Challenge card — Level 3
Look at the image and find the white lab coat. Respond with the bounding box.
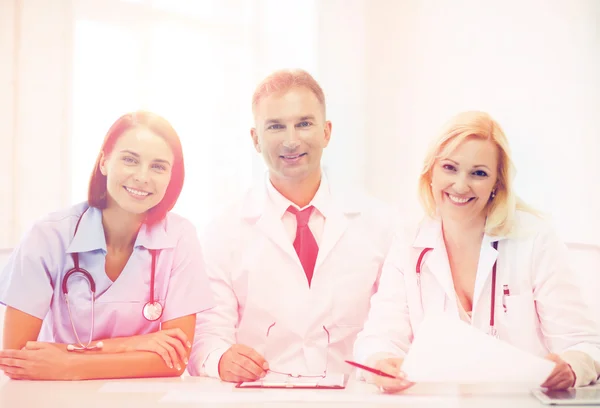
[354,211,600,386]
[189,177,398,378]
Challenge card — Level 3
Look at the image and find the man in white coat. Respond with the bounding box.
[188,69,399,382]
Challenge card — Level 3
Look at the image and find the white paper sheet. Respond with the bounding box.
[401,315,555,385]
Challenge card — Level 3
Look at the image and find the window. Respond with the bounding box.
[71,0,287,229]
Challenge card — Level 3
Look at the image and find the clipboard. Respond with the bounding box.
[235,374,346,389]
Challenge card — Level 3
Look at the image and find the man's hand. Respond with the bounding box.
[218,344,269,383]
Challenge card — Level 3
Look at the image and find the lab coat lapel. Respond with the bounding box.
[241,184,300,266]
[256,212,300,263]
[423,245,456,306]
[314,190,360,271]
[472,235,504,313]
[413,218,456,307]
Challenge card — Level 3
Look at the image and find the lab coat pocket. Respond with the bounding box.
[503,293,540,354]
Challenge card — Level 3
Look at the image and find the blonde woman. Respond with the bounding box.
[353,111,600,392]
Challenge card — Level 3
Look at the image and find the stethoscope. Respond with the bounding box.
[416,241,499,338]
[62,208,164,351]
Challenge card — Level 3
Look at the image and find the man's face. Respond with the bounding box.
[251,86,331,186]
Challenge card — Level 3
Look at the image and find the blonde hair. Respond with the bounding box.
[418,111,539,237]
[251,69,326,118]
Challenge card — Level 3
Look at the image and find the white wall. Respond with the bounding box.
[0,0,16,249]
[0,0,72,249]
[0,251,10,347]
[316,0,368,189]
[569,244,600,318]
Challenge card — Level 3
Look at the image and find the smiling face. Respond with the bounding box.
[99,126,174,216]
[250,86,331,187]
[430,137,499,224]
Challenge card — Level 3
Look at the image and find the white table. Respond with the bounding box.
[0,373,594,408]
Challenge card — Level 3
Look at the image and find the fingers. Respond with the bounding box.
[541,355,575,390]
[219,360,259,383]
[162,328,191,349]
[145,339,176,369]
[373,368,413,394]
[154,339,179,370]
[0,359,28,381]
[161,336,188,367]
[236,345,269,371]
[371,358,414,393]
[377,377,415,394]
[0,350,31,369]
[373,358,402,378]
[0,358,27,370]
[148,329,189,369]
[158,329,190,369]
[236,354,266,378]
[542,369,575,390]
[0,364,26,379]
[219,345,268,383]
[541,366,561,386]
[0,349,28,359]
[230,360,263,382]
[544,378,573,391]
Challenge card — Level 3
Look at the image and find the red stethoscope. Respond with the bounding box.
[62,208,163,351]
[416,241,500,338]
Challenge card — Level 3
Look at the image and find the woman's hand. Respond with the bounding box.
[372,357,414,393]
[116,328,191,370]
[0,342,73,380]
[541,353,576,390]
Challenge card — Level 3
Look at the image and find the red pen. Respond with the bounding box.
[344,360,399,379]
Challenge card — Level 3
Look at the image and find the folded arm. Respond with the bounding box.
[1,306,196,380]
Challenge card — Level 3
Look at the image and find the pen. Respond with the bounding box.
[502,284,510,313]
[344,360,398,379]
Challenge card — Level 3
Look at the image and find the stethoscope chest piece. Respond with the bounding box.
[143,301,163,321]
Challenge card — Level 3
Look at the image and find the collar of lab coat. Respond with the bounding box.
[66,205,176,254]
[265,171,333,220]
[412,216,509,249]
[241,170,363,221]
[411,216,509,313]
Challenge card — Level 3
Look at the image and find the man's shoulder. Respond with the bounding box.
[329,186,403,238]
[334,185,397,215]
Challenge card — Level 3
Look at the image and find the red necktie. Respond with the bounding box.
[287,205,319,286]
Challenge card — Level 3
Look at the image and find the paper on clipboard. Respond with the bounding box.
[236,373,346,389]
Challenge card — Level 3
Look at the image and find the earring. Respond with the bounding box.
[490,190,496,199]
